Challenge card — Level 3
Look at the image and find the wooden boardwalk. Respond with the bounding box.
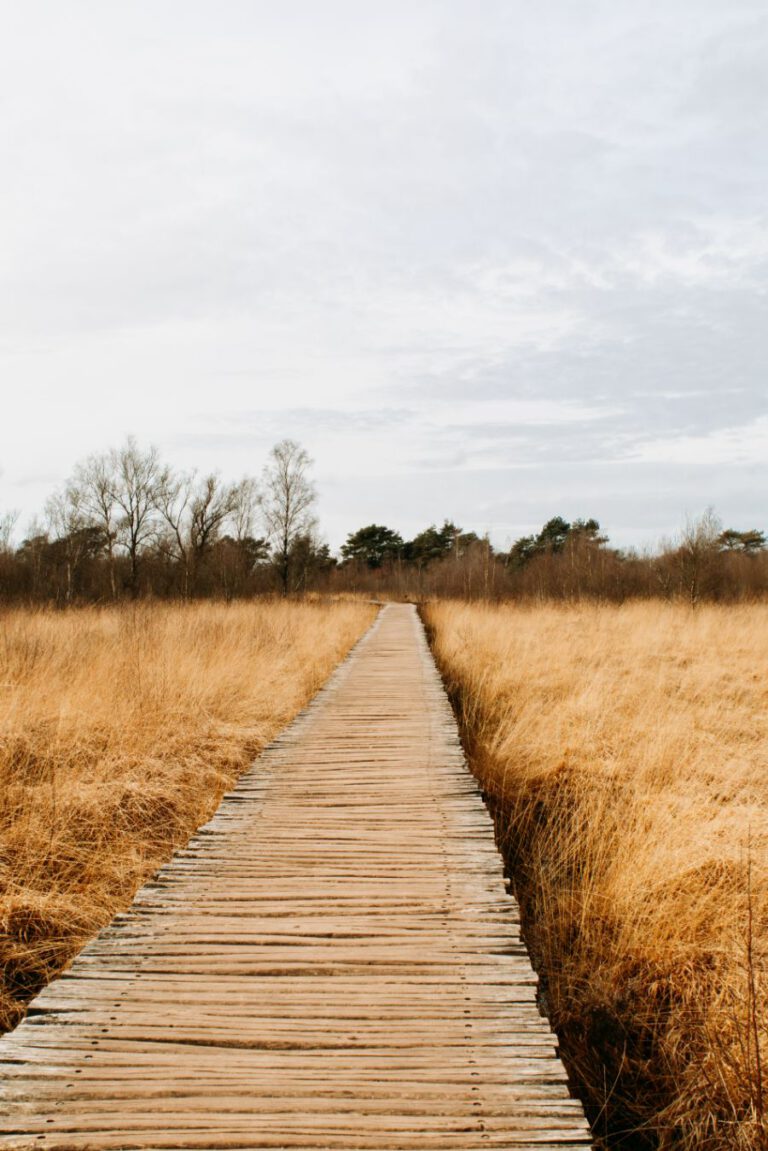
[0,604,590,1150]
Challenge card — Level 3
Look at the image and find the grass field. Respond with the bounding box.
[0,599,375,1033]
[424,600,768,1151]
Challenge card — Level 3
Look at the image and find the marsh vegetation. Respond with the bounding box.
[424,600,768,1149]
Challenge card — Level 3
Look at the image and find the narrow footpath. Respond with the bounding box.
[0,604,590,1150]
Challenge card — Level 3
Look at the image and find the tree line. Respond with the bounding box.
[0,438,766,604]
[0,438,323,603]
[335,510,768,603]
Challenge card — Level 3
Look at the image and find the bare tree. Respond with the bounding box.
[157,470,257,596]
[189,474,240,559]
[45,486,94,603]
[261,440,316,595]
[155,468,194,595]
[0,509,19,553]
[229,477,261,543]
[71,452,120,598]
[679,507,722,606]
[216,478,265,600]
[109,438,163,595]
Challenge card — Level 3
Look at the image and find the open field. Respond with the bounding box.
[423,601,768,1150]
[0,598,375,1033]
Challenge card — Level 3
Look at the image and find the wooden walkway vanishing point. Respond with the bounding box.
[0,604,591,1150]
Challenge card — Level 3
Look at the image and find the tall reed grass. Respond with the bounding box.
[0,599,375,1032]
[424,600,767,1150]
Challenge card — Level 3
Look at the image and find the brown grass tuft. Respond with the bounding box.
[0,599,375,1031]
[423,600,768,1150]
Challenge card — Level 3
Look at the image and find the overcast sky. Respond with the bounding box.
[1,0,766,551]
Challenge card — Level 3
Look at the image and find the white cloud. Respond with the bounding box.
[1,0,767,548]
[612,219,768,290]
[632,415,768,467]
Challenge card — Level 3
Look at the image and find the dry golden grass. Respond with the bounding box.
[0,598,375,1033]
[424,600,768,1151]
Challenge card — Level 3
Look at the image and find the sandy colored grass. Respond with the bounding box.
[0,598,375,1032]
[424,600,768,1151]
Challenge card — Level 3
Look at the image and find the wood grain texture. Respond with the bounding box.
[0,604,590,1150]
